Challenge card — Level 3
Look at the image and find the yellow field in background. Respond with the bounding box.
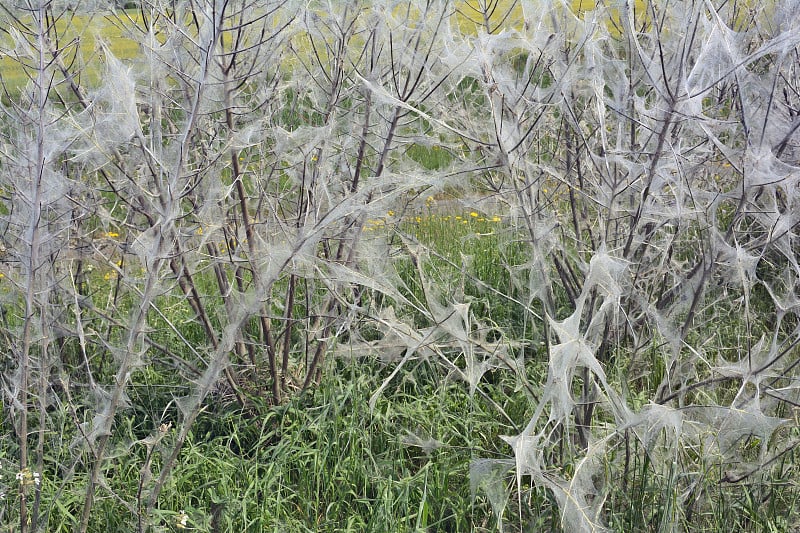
[0,1,766,93]
[0,12,139,91]
[452,0,652,35]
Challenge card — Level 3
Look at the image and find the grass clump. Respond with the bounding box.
[120,358,537,532]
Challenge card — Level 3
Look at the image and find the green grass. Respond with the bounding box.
[25,358,536,532]
[2,202,799,531]
[403,208,532,339]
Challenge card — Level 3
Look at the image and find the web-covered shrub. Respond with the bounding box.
[1,0,799,531]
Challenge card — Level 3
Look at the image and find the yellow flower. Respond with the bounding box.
[387,210,395,217]
[106,231,119,239]
[469,212,478,218]
[490,215,501,222]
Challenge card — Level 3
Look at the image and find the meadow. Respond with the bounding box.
[0,1,798,532]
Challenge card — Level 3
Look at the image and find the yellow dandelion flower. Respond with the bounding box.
[415,216,422,223]
[106,231,119,239]
[469,212,478,218]
[387,210,395,217]
[455,216,462,220]
[491,215,501,222]
[196,227,204,235]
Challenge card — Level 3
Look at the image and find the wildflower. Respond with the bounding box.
[415,216,422,224]
[16,468,39,487]
[196,226,204,235]
[0,273,4,279]
[469,212,478,218]
[176,510,189,529]
[490,215,501,222]
[107,231,119,239]
[387,210,395,217]
[425,195,435,206]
